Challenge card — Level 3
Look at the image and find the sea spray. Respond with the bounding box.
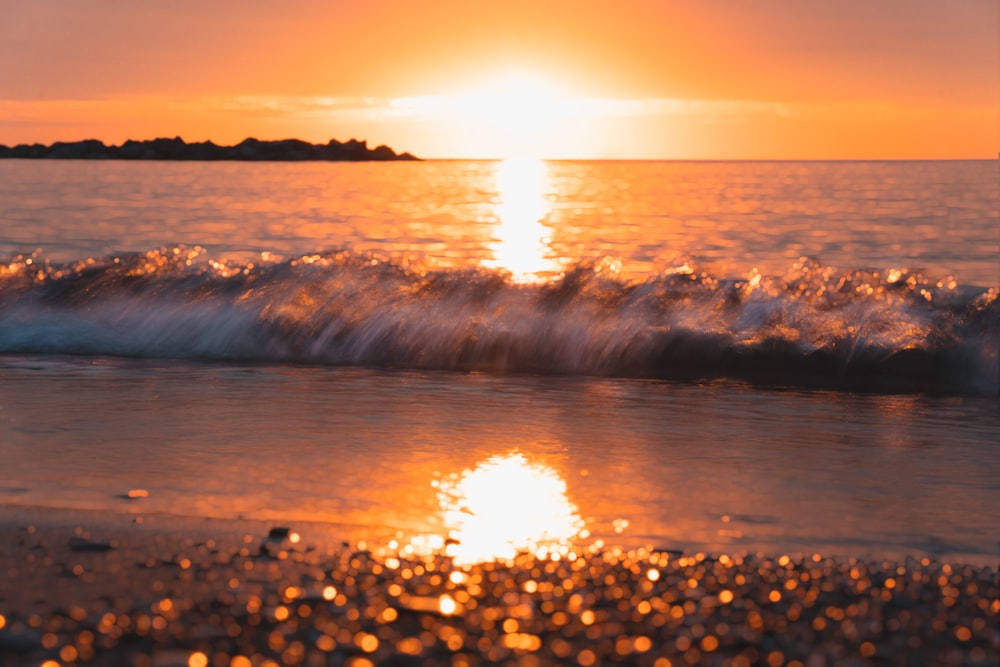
[1,247,996,394]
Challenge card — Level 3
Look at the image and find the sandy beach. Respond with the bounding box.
[0,507,995,667]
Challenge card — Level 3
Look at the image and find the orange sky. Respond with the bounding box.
[1,0,997,159]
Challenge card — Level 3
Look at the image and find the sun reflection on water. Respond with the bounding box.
[427,451,587,565]
[484,157,560,281]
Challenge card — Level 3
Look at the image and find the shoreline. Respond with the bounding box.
[3,502,997,570]
[1,506,996,666]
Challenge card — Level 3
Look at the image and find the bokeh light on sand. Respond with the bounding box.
[431,451,587,565]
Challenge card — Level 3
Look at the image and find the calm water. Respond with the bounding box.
[0,159,997,564]
[2,159,998,284]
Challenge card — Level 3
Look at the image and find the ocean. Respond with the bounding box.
[0,158,997,565]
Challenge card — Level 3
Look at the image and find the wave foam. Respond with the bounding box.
[1,247,996,394]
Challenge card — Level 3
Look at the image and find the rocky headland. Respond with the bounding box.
[0,137,418,161]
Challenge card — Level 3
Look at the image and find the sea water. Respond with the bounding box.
[0,159,997,564]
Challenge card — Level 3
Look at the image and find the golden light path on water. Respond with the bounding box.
[483,157,560,281]
[402,452,589,566]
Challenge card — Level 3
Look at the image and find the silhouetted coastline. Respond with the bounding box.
[0,137,419,161]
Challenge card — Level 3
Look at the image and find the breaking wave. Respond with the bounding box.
[1,247,997,394]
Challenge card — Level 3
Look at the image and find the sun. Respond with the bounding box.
[468,71,585,157]
[389,70,586,157]
[468,72,573,146]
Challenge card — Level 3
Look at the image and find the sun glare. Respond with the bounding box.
[431,452,586,566]
[389,71,587,158]
[483,157,559,281]
[470,72,573,146]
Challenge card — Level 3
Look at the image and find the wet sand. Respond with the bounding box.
[0,508,996,667]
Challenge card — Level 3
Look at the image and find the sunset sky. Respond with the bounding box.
[1,0,997,159]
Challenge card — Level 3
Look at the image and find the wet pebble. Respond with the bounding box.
[68,537,113,552]
[267,527,291,539]
[0,526,996,667]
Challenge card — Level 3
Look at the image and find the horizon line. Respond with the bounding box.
[0,137,995,163]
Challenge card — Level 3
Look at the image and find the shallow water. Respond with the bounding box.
[0,159,997,564]
[1,357,997,564]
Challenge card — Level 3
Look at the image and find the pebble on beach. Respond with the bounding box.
[0,524,996,667]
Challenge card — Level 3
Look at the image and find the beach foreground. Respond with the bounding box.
[0,510,995,667]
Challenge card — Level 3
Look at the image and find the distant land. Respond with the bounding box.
[0,137,419,161]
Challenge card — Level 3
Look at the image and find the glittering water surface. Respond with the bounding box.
[0,159,997,564]
[430,451,587,564]
[1,159,997,285]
